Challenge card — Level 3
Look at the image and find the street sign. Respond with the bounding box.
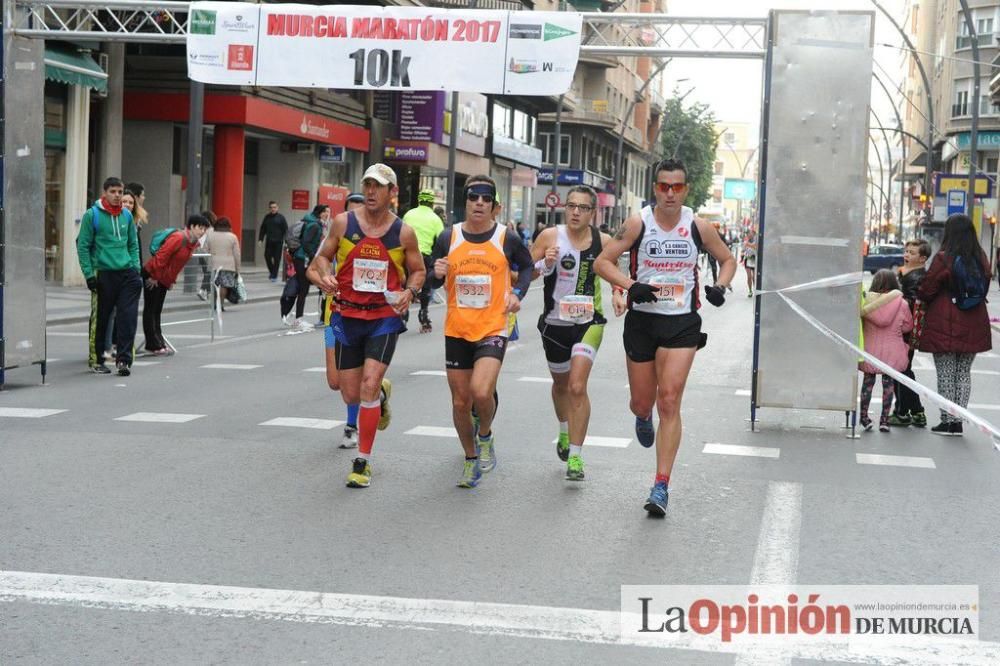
[545,192,560,209]
[723,178,756,201]
[947,189,966,216]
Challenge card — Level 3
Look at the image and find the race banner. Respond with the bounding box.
[186,2,582,95]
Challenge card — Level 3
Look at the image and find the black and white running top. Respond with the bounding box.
[629,205,702,315]
[541,224,607,327]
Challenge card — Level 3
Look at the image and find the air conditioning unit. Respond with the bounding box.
[296,143,315,155]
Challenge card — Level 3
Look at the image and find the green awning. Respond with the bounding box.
[44,47,107,93]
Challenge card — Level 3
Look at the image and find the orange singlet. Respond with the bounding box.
[444,223,511,341]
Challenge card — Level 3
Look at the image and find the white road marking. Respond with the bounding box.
[749,481,802,585]
[200,364,262,370]
[518,376,553,384]
[6,571,993,662]
[703,443,780,459]
[114,412,205,424]
[550,436,631,448]
[162,318,213,326]
[856,453,936,469]
[302,367,326,373]
[130,361,162,367]
[734,389,752,396]
[410,370,447,377]
[259,417,344,430]
[0,408,67,418]
[405,425,458,438]
[46,332,87,337]
[980,352,998,359]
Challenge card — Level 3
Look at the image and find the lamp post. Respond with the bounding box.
[613,57,671,226]
[872,72,909,237]
[958,0,980,216]
[870,1,935,214]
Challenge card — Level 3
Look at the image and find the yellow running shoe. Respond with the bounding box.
[346,457,371,488]
[378,378,392,430]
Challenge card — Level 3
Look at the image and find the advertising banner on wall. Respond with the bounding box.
[187,2,581,95]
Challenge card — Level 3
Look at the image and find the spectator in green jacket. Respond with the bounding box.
[76,176,142,376]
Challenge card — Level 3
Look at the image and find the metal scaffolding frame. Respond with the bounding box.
[12,2,769,60]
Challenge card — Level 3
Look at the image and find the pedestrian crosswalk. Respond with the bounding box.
[114,412,205,423]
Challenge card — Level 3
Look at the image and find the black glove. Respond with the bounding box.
[705,285,726,307]
[86,277,98,292]
[628,282,658,304]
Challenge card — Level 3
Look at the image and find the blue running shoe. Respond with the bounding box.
[478,433,497,473]
[644,482,668,516]
[457,459,482,488]
[635,415,655,448]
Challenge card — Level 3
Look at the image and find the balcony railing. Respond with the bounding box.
[539,98,619,128]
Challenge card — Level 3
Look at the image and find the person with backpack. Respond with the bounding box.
[280,204,327,329]
[76,176,142,376]
[140,215,211,355]
[917,213,993,436]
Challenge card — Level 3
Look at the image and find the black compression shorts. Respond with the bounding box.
[623,310,706,363]
[445,335,508,370]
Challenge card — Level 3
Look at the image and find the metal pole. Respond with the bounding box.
[870,1,935,214]
[548,94,562,228]
[958,0,979,217]
[185,80,203,220]
[868,135,886,243]
[871,73,909,238]
[871,109,895,237]
[615,58,670,226]
[446,91,459,224]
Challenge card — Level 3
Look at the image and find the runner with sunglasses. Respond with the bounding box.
[307,164,426,489]
[594,158,736,516]
[429,175,533,488]
[530,185,612,482]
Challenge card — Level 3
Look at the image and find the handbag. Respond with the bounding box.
[235,274,248,304]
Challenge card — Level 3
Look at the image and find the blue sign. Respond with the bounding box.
[319,145,345,163]
[954,131,1000,150]
[947,189,966,216]
[723,178,756,201]
[537,168,584,185]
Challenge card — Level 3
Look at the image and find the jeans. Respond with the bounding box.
[141,270,169,351]
[95,268,142,366]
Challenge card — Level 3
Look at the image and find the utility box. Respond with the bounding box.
[1,28,47,385]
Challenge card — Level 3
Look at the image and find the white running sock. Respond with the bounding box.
[559,421,569,436]
[569,444,582,457]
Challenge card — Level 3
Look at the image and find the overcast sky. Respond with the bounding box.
[662,0,907,142]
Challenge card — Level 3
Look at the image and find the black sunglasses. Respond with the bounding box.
[466,192,495,203]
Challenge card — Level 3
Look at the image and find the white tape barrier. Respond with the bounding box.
[755,271,864,295]
[770,290,1000,452]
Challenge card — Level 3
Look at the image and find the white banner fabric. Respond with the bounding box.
[186,2,582,95]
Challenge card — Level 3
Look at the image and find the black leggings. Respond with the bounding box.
[861,373,894,425]
[280,257,311,319]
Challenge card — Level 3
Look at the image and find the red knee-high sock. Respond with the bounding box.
[358,399,381,458]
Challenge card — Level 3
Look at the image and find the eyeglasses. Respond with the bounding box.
[466,192,495,203]
[565,203,594,212]
[655,182,688,194]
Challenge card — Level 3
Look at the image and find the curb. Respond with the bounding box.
[46,292,280,326]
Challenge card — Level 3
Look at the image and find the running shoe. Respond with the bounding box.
[295,319,315,331]
[378,378,392,430]
[282,313,295,327]
[478,433,497,473]
[91,364,111,375]
[951,422,964,436]
[457,459,482,488]
[556,432,570,461]
[635,415,655,448]
[116,361,131,377]
[339,424,358,449]
[859,417,873,432]
[930,422,955,436]
[566,455,585,481]
[644,482,669,516]
[346,458,371,488]
[910,411,927,428]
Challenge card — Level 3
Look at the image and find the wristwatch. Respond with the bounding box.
[408,286,420,299]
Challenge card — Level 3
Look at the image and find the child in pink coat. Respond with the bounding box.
[860,269,914,432]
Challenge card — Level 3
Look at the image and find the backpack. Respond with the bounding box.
[149,227,179,257]
[951,254,988,310]
[285,219,307,251]
[89,204,133,232]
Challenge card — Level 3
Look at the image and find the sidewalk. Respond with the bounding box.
[46,267,289,325]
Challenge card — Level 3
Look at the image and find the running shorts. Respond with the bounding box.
[445,335,508,370]
[537,319,604,373]
[330,313,404,370]
[623,310,706,363]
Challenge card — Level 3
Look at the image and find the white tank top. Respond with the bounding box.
[630,205,699,316]
[542,225,605,326]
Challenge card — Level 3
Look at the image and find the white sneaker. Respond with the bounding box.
[282,313,295,327]
[339,425,359,449]
[295,319,314,330]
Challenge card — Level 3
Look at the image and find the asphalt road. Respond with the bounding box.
[2,274,999,664]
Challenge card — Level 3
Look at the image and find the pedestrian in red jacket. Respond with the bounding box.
[141,215,211,355]
[917,213,992,436]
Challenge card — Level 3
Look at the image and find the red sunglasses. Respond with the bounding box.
[655,182,688,194]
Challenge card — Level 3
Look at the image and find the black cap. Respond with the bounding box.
[346,192,364,203]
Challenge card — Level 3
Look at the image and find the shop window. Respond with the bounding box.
[714,160,724,175]
[540,133,570,166]
[493,103,512,138]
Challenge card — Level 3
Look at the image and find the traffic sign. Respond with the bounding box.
[947,189,966,216]
[545,192,561,209]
